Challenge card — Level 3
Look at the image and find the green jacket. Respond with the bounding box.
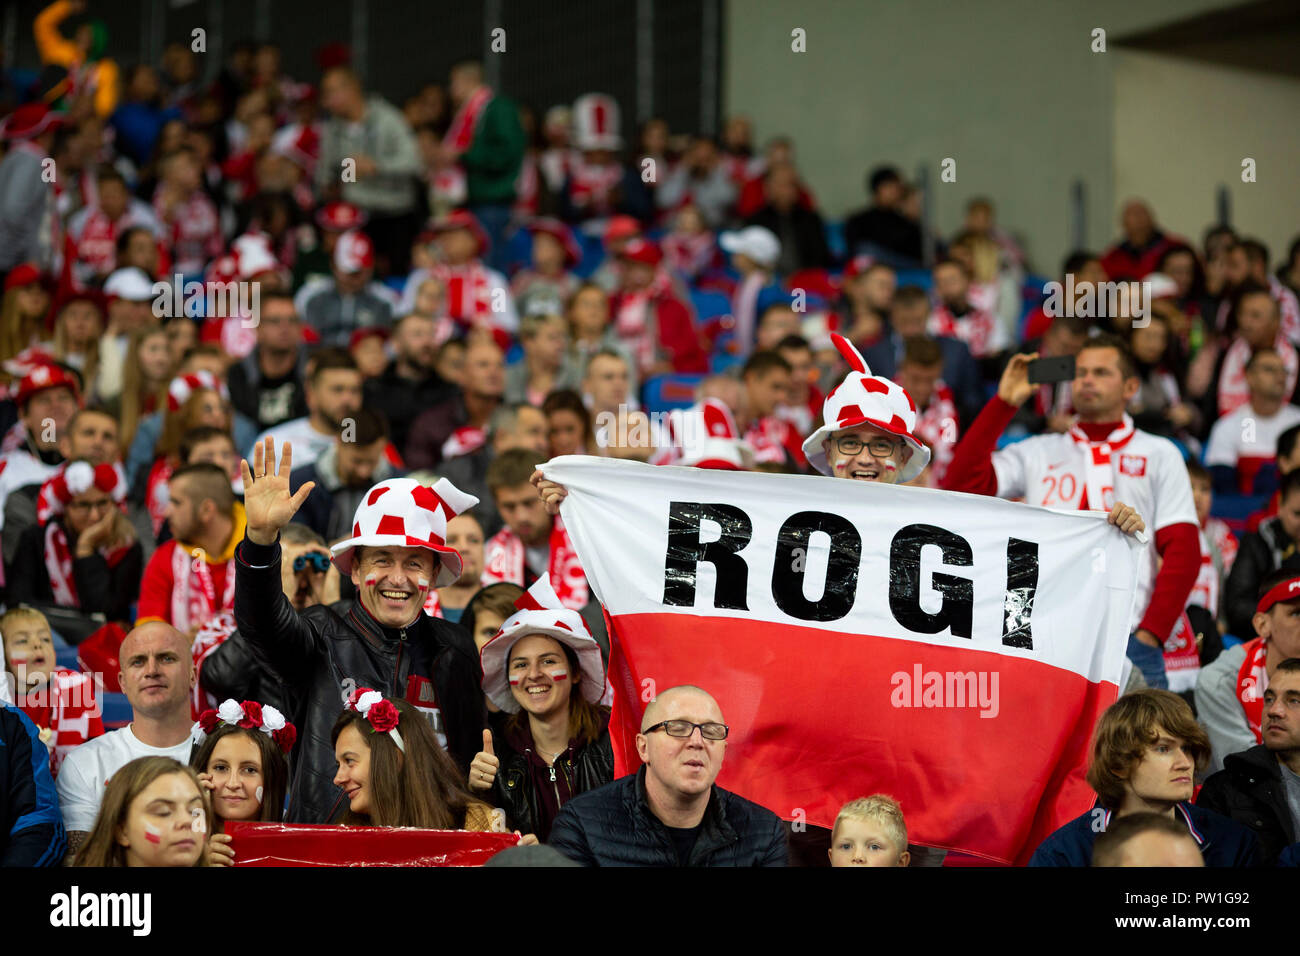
[460,94,526,205]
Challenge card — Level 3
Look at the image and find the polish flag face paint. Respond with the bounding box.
[546,669,569,682]
[416,577,430,593]
[143,822,163,845]
[364,576,378,588]
[883,458,897,473]
[508,675,521,686]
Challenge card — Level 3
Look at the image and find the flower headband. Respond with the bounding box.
[346,687,405,753]
[191,699,297,754]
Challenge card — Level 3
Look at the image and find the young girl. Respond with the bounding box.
[49,293,104,389]
[0,265,52,367]
[332,691,497,830]
[542,389,595,457]
[75,757,211,867]
[470,574,613,841]
[190,698,296,867]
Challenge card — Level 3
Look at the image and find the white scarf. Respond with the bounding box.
[1067,415,1137,513]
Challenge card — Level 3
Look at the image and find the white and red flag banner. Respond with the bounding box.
[540,456,1141,864]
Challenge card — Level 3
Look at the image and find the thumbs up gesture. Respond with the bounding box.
[468,728,499,792]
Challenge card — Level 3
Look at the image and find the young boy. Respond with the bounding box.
[1186,460,1238,625]
[1,607,103,777]
[828,795,911,867]
[1028,689,1257,866]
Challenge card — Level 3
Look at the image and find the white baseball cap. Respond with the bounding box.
[720,226,780,269]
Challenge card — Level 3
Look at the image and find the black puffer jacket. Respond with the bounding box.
[548,765,788,867]
[1197,744,1299,866]
[234,535,486,823]
[493,724,614,841]
[1224,516,1300,639]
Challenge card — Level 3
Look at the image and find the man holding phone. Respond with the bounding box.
[943,333,1201,688]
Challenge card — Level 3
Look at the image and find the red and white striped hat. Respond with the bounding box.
[330,476,479,586]
[168,370,228,413]
[801,333,929,481]
[478,574,605,714]
[41,461,126,519]
[652,398,749,471]
[572,93,622,151]
[333,229,375,274]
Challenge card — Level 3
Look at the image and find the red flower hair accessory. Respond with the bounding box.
[346,687,406,752]
[191,699,296,754]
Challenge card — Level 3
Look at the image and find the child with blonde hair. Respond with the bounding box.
[829,794,911,867]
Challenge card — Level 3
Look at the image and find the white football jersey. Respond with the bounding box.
[992,426,1198,632]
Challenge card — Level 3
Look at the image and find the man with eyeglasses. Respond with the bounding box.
[548,685,788,866]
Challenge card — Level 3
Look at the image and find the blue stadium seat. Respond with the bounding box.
[574,233,606,278]
[689,290,732,321]
[504,226,534,273]
[894,268,932,291]
[101,692,132,730]
[825,220,846,262]
[642,374,704,415]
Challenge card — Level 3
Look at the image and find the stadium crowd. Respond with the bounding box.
[2,1,1300,868]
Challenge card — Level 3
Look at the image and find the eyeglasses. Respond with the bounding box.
[67,499,113,514]
[834,436,901,459]
[642,720,729,741]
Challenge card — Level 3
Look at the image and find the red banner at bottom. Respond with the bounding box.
[226,822,519,866]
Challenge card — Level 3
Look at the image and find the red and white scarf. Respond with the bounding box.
[1067,415,1137,513]
[566,156,624,216]
[614,271,675,376]
[444,86,494,153]
[1161,610,1201,693]
[190,609,238,716]
[43,521,130,609]
[170,543,238,634]
[913,383,960,487]
[483,517,588,610]
[663,232,718,280]
[928,303,999,358]
[1236,636,1268,744]
[1218,334,1298,416]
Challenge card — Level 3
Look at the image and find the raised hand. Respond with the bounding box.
[997,352,1040,408]
[468,728,499,792]
[530,469,568,516]
[240,438,316,546]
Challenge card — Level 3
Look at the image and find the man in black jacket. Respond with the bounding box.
[1223,470,1300,640]
[234,438,486,823]
[548,685,787,866]
[225,292,309,431]
[363,313,455,453]
[1197,659,1300,865]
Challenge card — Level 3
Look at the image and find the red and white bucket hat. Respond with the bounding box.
[479,574,606,714]
[652,398,750,471]
[330,477,479,586]
[802,333,930,481]
[428,210,490,257]
[572,93,622,151]
[334,229,375,274]
[167,370,228,413]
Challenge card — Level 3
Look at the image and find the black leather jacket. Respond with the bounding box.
[548,765,788,866]
[1197,744,1299,866]
[492,724,615,840]
[233,535,486,823]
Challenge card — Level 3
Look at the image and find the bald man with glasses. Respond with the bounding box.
[548,685,787,866]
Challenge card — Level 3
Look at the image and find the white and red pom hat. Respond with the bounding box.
[572,93,622,151]
[802,333,930,482]
[330,477,479,586]
[652,398,750,471]
[42,461,126,518]
[168,370,228,413]
[333,229,375,274]
[479,574,606,714]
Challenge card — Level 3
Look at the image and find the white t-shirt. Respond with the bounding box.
[1204,402,1300,472]
[249,416,334,471]
[56,725,193,833]
[992,425,1198,633]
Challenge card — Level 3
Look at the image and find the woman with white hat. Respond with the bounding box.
[468,573,612,840]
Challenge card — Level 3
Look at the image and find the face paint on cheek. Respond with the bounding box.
[883,458,897,473]
[255,785,264,805]
[508,676,521,686]
[546,669,569,682]
[416,576,430,593]
[144,822,162,845]
[364,576,378,588]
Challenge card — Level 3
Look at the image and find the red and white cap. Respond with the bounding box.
[167,370,228,413]
[1256,576,1300,615]
[526,217,582,267]
[0,103,64,141]
[604,215,641,246]
[653,399,749,471]
[15,363,81,408]
[620,238,662,267]
[41,461,126,519]
[572,93,622,151]
[232,232,280,279]
[333,229,375,274]
[479,574,606,714]
[330,476,479,586]
[801,333,930,481]
[315,201,368,232]
[428,210,490,256]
